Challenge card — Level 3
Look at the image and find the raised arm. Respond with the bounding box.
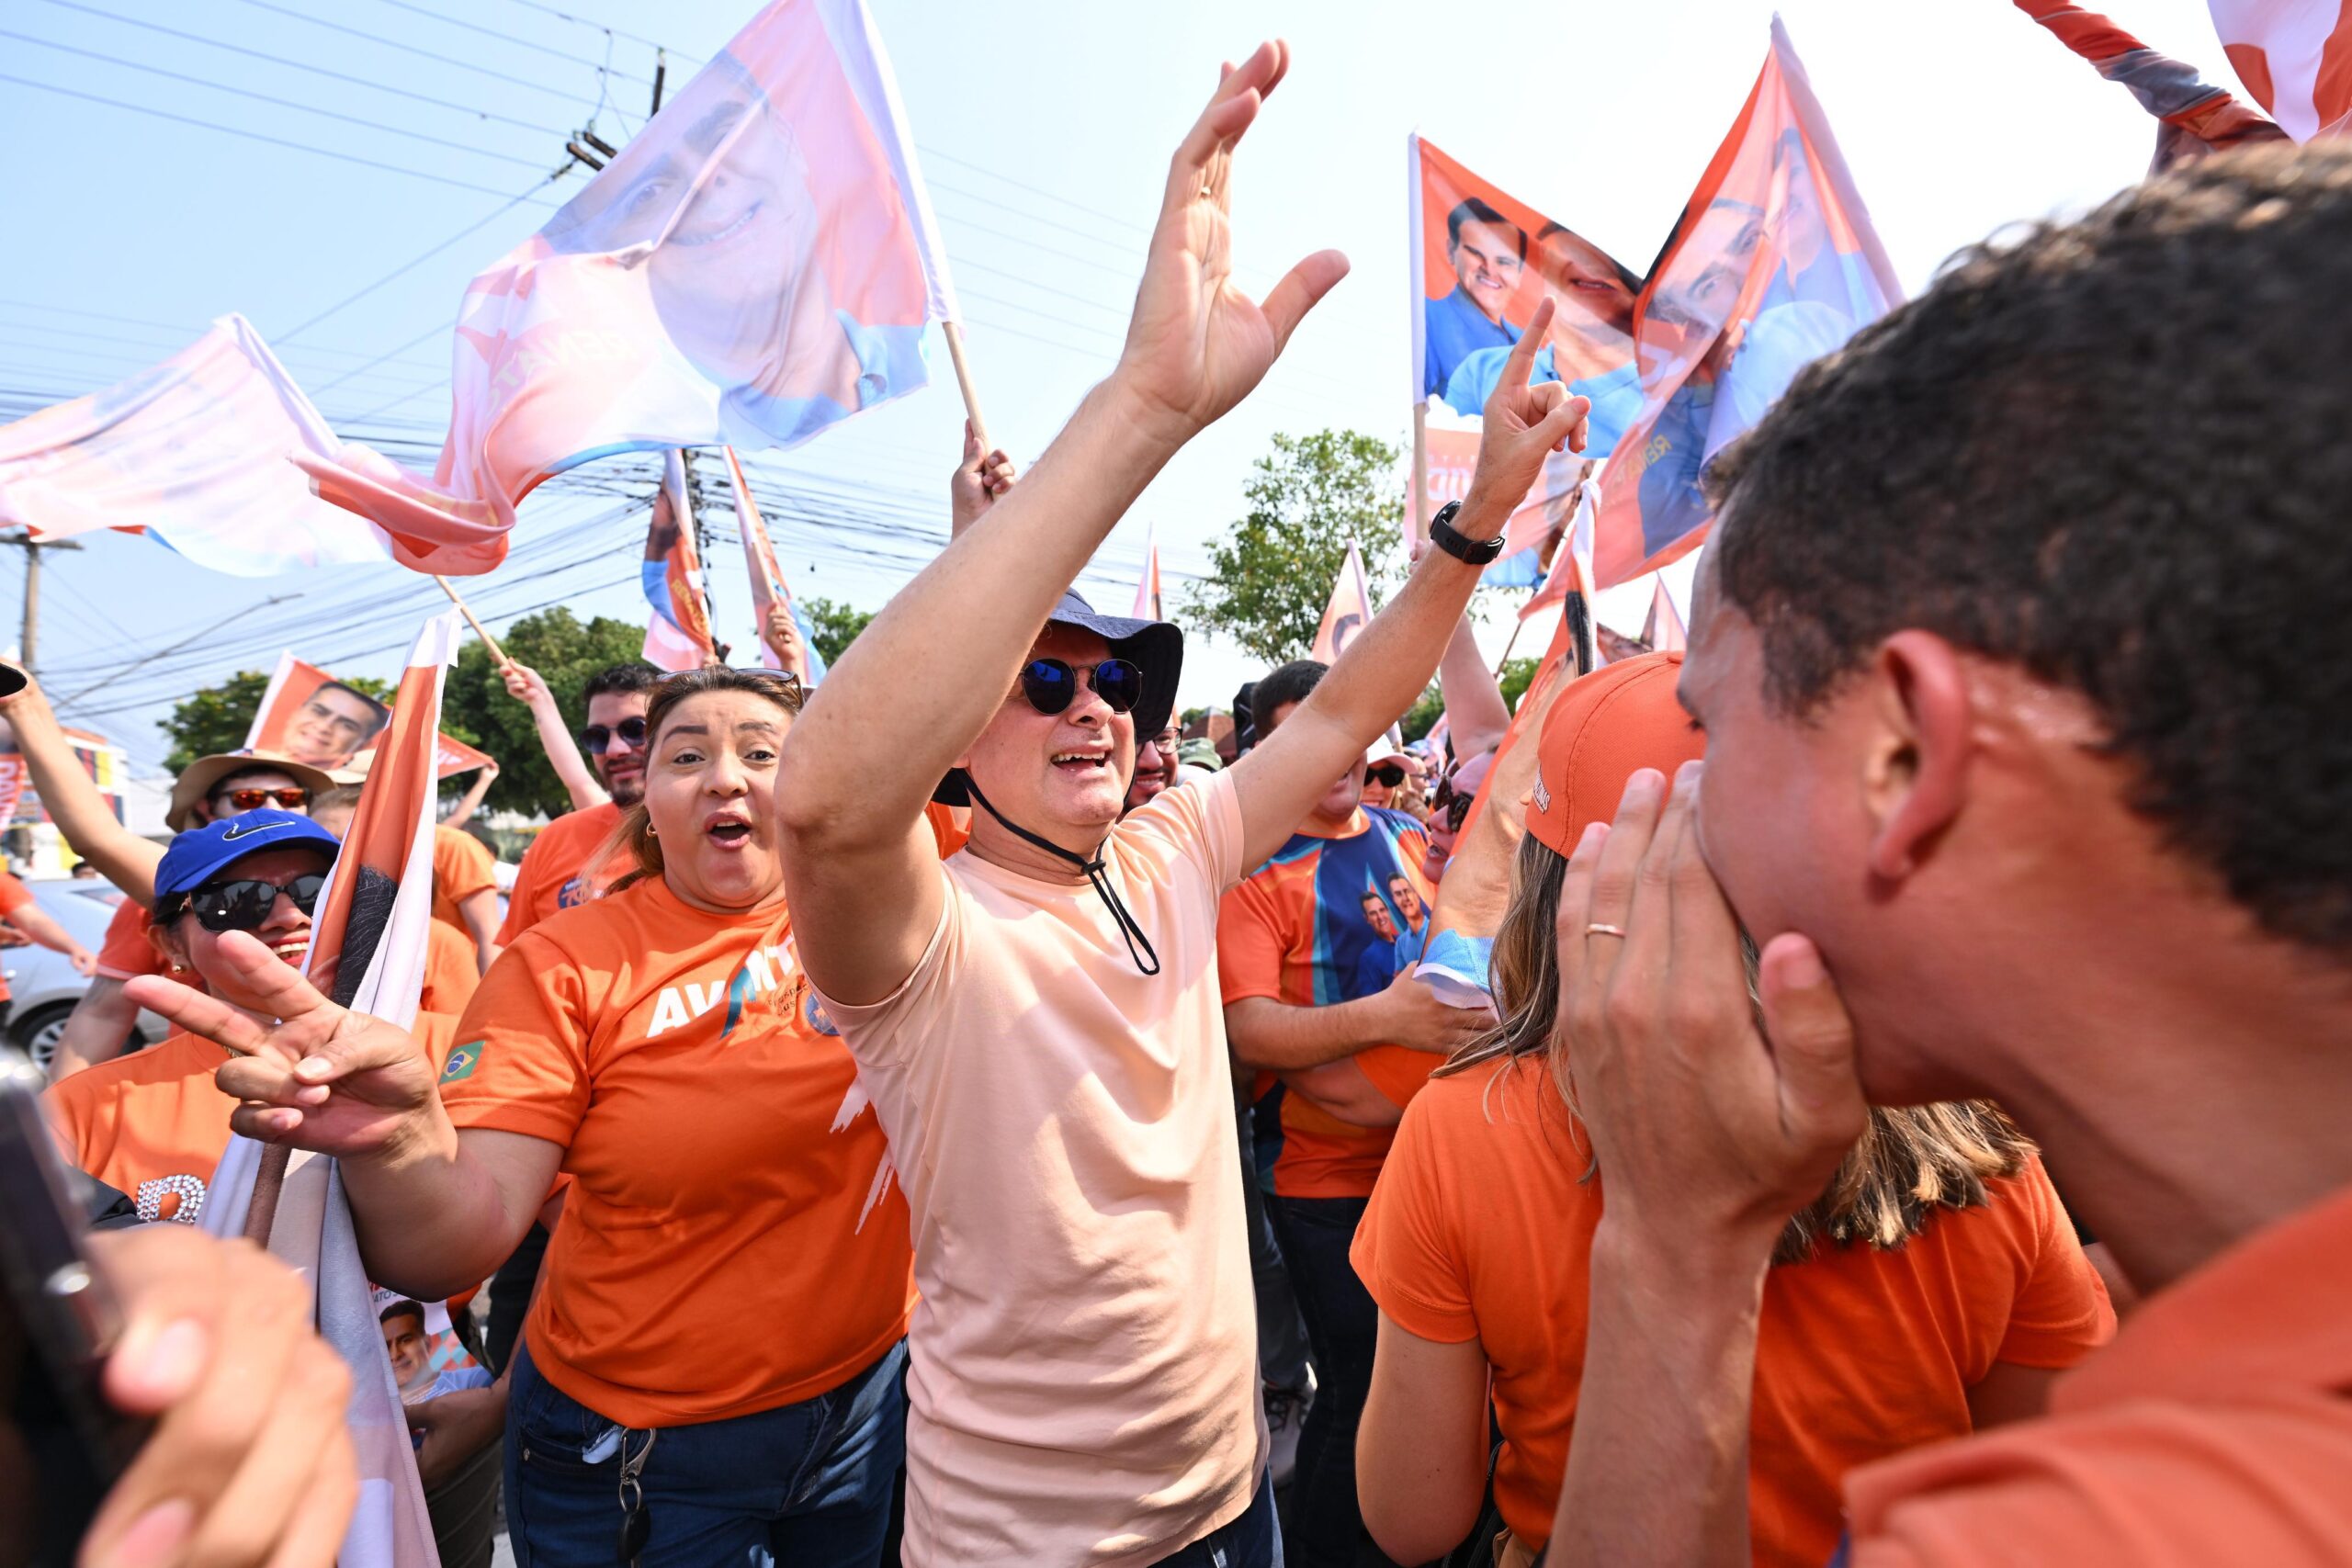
[780,40,1348,1007]
[1434,613,1512,761]
[123,938,560,1301]
[3,898,95,975]
[499,660,608,813]
[1235,299,1588,870]
[0,676,164,903]
[441,759,498,832]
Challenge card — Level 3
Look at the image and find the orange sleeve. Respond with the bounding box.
[94,899,163,982]
[419,921,482,1020]
[493,831,551,946]
[437,933,596,1147]
[433,827,499,906]
[1216,874,1292,1007]
[40,1072,109,1175]
[1349,1093,1478,1343]
[1990,1160,2117,1369]
[924,801,971,859]
[0,873,31,918]
[1355,1044,1440,1111]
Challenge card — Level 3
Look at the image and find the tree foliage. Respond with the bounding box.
[440,608,650,820]
[799,596,875,668]
[1181,430,1406,666]
[163,670,393,774]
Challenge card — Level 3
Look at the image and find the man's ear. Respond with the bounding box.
[1862,630,1973,883]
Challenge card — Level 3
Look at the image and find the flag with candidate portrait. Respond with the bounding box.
[1589,19,1900,589]
[642,451,718,672]
[726,445,825,682]
[1311,542,1375,664]
[2018,0,2288,168]
[296,0,957,574]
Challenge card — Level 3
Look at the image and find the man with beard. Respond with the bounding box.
[495,661,658,944]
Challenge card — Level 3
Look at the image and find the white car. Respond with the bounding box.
[3,878,169,1071]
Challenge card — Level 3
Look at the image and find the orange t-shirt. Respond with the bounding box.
[420,918,481,1018]
[441,875,914,1429]
[44,1017,458,1224]
[94,897,167,984]
[430,825,499,936]
[1844,1181,2352,1567]
[0,872,33,1003]
[493,802,626,945]
[1218,806,1440,1198]
[1353,1057,2116,1566]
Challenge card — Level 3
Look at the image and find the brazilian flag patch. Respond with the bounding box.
[441,1042,486,1083]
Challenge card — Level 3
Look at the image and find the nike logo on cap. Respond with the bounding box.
[220,819,290,841]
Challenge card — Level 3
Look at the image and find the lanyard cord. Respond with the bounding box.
[959,773,1161,976]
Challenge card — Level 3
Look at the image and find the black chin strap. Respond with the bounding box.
[960,773,1160,976]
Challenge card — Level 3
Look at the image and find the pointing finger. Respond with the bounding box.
[1497,298,1557,397]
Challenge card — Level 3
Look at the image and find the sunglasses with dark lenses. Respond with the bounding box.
[217,787,310,812]
[1020,658,1144,717]
[1367,764,1407,788]
[174,874,329,934]
[1431,773,1476,833]
[580,716,649,755]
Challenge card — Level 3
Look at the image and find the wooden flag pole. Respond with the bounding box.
[1491,613,1526,679]
[435,575,509,668]
[942,321,992,456]
[1410,401,1430,544]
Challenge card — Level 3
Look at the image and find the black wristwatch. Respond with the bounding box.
[1428,500,1506,567]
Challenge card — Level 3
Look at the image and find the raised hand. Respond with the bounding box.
[123,931,443,1163]
[499,659,550,708]
[1555,761,1867,1255]
[949,420,1017,536]
[1113,40,1351,446]
[1467,297,1591,517]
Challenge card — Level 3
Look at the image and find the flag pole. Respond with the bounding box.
[434,576,509,668]
[1410,400,1430,544]
[942,321,992,455]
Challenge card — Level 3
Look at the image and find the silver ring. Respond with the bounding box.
[1585,923,1628,939]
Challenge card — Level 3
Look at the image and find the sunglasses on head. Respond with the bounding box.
[1367,764,1406,788]
[215,786,309,812]
[1019,658,1144,717]
[581,716,648,755]
[164,874,328,934]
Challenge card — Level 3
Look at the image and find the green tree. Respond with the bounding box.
[1182,430,1405,665]
[163,670,394,774]
[441,608,650,819]
[799,596,875,668]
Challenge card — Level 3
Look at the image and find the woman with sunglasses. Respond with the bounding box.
[136,667,933,1568]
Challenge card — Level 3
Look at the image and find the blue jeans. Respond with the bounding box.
[504,1337,908,1568]
[1151,1473,1283,1568]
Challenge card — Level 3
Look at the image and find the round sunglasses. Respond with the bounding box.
[162,874,328,934]
[580,716,648,755]
[1020,658,1143,717]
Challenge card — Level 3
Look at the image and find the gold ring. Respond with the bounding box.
[1585,923,1628,939]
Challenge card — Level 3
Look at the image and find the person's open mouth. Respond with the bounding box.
[1051,747,1112,776]
[705,808,756,852]
[269,938,311,966]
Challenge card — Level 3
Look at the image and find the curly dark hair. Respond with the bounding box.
[1708,142,2352,951]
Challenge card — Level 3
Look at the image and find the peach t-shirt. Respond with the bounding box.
[1845,1181,2352,1566]
[1354,1056,2115,1566]
[818,769,1264,1567]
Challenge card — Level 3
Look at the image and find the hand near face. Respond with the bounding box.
[1554,762,1867,1258]
[1111,41,1350,447]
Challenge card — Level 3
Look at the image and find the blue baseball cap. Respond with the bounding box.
[154,809,342,900]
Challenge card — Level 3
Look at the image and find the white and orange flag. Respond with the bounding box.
[1643,577,1688,653]
[204,612,460,1568]
[726,446,825,683]
[642,451,719,672]
[2211,0,2352,140]
[1311,541,1375,664]
[1133,525,1165,621]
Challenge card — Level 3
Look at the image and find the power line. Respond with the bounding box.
[216,0,624,107]
[357,0,654,84]
[0,74,568,201]
[493,0,700,65]
[31,0,571,140]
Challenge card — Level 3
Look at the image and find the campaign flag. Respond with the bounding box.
[1589,20,1900,589]
[2019,0,2289,168]
[726,446,825,682]
[0,315,395,576]
[1643,578,1688,653]
[1520,478,1600,624]
[642,452,719,672]
[202,612,461,1568]
[299,0,958,574]
[247,650,488,779]
[1453,607,1577,850]
[1133,525,1165,621]
[1311,542,1376,664]
[2210,0,2352,141]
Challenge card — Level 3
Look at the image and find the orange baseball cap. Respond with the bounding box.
[1524,651,1703,857]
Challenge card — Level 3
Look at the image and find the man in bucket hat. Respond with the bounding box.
[777,43,1589,1566]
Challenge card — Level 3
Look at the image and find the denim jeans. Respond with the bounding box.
[504,1337,908,1568]
[1271,1195,1402,1568]
[1150,1473,1283,1568]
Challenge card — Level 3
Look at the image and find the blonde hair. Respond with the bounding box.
[1443,832,2034,1265]
[602,666,806,890]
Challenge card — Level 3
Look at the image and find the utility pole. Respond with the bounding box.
[0,532,83,672]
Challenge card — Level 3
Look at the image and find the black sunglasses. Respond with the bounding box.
[1020,658,1143,717]
[1367,764,1406,788]
[1430,771,1476,833]
[164,874,329,934]
[581,716,648,755]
